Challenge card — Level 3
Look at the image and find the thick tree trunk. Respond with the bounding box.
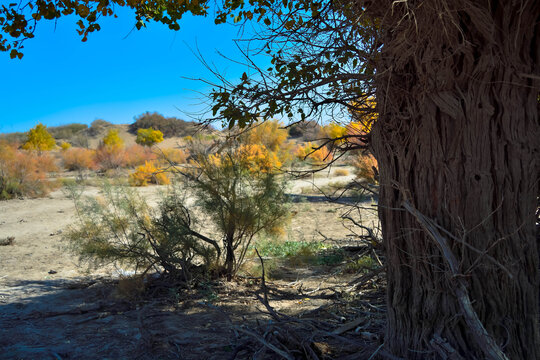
[369,1,540,358]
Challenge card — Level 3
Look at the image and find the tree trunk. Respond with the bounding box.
[369,1,540,358]
[225,233,235,281]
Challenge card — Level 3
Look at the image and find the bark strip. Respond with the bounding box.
[403,201,509,360]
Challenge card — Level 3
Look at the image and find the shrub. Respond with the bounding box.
[102,129,124,148]
[239,120,294,165]
[287,121,321,141]
[22,123,56,152]
[158,148,188,166]
[62,147,96,171]
[0,142,57,199]
[66,145,289,284]
[129,161,170,186]
[351,153,378,184]
[320,122,347,144]
[87,119,112,136]
[95,129,126,170]
[240,120,288,152]
[295,142,333,165]
[130,112,197,137]
[136,127,164,147]
[124,144,157,168]
[65,184,218,284]
[95,146,126,170]
[60,141,72,151]
[48,123,88,140]
[190,147,289,280]
[234,144,282,173]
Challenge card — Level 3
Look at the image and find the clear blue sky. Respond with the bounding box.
[0,8,259,133]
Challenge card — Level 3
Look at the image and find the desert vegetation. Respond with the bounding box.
[1,1,539,359]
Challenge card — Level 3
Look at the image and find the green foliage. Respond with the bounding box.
[0,131,27,144]
[254,239,343,266]
[87,119,112,136]
[22,123,56,151]
[287,121,322,141]
[131,112,197,138]
[189,148,290,280]
[65,184,218,284]
[48,123,88,140]
[135,127,164,147]
[343,255,378,274]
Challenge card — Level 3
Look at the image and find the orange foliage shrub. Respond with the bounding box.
[0,142,57,199]
[351,153,378,184]
[62,148,97,171]
[95,145,127,170]
[124,144,157,168]
[295,142,333,165]
[129,161,170,186]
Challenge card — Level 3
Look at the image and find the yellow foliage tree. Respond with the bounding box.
[129,161,170,186]
[295,142,333,165]
[241,120,288,151]
[22,123,56,152]
[320,122,347,144]
[206,144,281,175]
[102,129,124,148]
[135,127,164,147]
[348,97,377,135]
[240,120,292,165]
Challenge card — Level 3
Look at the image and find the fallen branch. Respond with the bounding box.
[234,326,295,360]
[403,201,509,360]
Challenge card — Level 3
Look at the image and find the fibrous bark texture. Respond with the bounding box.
[368,1,540,358]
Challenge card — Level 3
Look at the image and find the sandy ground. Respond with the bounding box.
[0,173,379,359]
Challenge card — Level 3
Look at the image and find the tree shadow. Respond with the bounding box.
[0,272,366,360]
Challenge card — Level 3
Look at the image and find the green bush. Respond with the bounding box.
[48,123,88,140]
[130,112,197,138]
[65,184,218,284]
[65,145,290,283]
[189,147,290,280]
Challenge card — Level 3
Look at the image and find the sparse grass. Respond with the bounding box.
[251,238,345,269]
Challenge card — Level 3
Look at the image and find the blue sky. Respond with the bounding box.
[0,8,259,133]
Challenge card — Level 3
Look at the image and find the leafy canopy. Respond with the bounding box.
[102,128,124,148]
[2,1,377,149]
[22,123,56,151]
[136,127,164,147]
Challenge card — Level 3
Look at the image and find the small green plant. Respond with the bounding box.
[343,255,378,274]
[253,239,343,266]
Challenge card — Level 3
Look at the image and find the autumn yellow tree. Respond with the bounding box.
[22,123,56,152]
[95,129,126,169]
[135,127,164,147]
